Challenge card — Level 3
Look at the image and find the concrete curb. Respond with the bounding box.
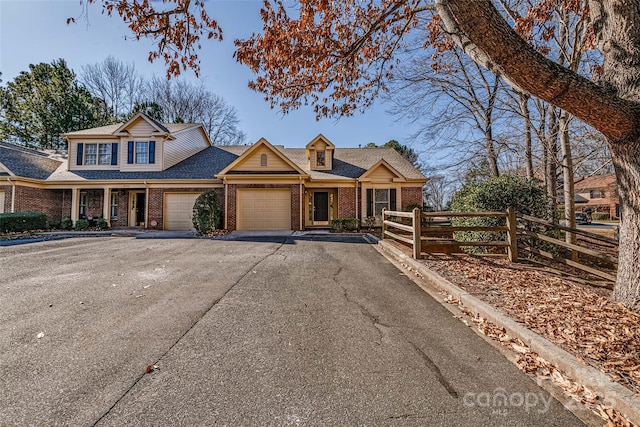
[376,239,640,425]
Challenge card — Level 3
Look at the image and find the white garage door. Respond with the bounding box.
[164,193,200,230]
[237,189,291,230]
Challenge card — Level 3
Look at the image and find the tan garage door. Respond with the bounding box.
[164,193,200,230]
[237,189,291,230]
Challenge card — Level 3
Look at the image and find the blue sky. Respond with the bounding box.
[0,0,421,149]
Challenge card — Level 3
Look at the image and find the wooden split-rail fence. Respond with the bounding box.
[381,208,618,284]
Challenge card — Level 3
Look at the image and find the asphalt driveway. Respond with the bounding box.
[0,236,583,426]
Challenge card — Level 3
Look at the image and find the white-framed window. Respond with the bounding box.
[79,192,87,216]
[110,192,118,219]
[366,188,397,217]
[374,189,389,215]
[136,142,149,164]
[83,143,113,165]
[98,143,112,165]
[85,144,97,165]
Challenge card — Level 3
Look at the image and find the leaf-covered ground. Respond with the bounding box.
[387,241,639,425]
[419,254,640,393]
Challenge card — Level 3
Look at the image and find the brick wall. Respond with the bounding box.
[11,186,67,222]
[337,187,357,218]
[227,184,301,231]
[401,186,423,210]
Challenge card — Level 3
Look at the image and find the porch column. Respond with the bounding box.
[103,187,111,227]
[71,188,79,223]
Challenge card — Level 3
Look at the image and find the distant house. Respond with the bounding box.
[574,174,619,220]
[0,113,427,231]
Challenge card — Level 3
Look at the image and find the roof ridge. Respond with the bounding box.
[0,141,50,157]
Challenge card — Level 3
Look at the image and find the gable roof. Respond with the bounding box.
[62,113,200,138]
[574,174,617,190]
[359,159,407,181]
[217,138,308,176]
[0,141,63,180]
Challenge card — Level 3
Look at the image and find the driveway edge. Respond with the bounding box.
[375,239,640,425]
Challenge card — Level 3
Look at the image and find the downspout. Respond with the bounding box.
[8,177,16,213]
[144,180,149,229]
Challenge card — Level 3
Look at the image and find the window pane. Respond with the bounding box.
[316,151,325,166]
[375,202,387,216]
[136,142,149,164]
[98,144,111,165]
[375,189,388,202]
[85,144,97,165]
[110,192,118,218]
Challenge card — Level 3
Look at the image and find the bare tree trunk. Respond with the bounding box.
[518,92,534,178]
[546,107,559,219]
[559,110,577,254]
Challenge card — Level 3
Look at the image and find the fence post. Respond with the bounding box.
[506,207,518,262]
[381,208,386,240]
[413,207,421,259]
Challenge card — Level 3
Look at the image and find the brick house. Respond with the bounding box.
[0,113,427,231]
[574,174,620,220]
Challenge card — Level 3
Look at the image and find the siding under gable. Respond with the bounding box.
[126,116,161,136]
[232,146,296,172]
[164,126,209,169]
[367,164,397,182]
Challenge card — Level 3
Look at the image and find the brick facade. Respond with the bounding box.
[401,186,423,210]
[3,185,68,222]
[337,187,357,218]
[226,183,302,231]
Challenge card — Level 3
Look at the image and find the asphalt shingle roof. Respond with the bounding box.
[0,142,63,180]
[5,140,425,183]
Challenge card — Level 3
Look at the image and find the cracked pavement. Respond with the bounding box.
[0,235,583,426]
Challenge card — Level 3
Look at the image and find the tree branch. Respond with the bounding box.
[435,0,640,141]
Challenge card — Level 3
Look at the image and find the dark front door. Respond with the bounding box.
[313,192,329,222]
[136,193,146,225]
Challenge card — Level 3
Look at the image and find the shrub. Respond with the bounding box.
[61,217,73,230]
[192,190,222,234]
[95,217,109,230]
[449,175,554,253]
[591,212,610,221]
[331,218,359,232]
[47,220,61,230]
[0,212,47,233]
[75,219,89,231]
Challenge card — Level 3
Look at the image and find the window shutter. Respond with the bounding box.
[149,141,156,164]
[390,188,397,211]
[366,188,373,217]
[76,143,84,166]
[127,141,134,164]
[111,143,118,165]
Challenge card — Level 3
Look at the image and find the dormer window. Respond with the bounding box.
[316,150,326,167]
[76,142,118,166]
[261,154,267,167]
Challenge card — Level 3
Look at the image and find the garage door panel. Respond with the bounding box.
[237,189,291,230]
[165,193,200,230]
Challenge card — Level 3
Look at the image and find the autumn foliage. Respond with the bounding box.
[70,0,223,78]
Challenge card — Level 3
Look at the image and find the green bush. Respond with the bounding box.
[47,220,61,230]
[449,175,554,253]
[95,217,109,230]
[61,217,73,230]
[0,212,47,233]
[331,218,360,232]
[75,219,89,230]
[591,212,610,221]
[192,190,222,234]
